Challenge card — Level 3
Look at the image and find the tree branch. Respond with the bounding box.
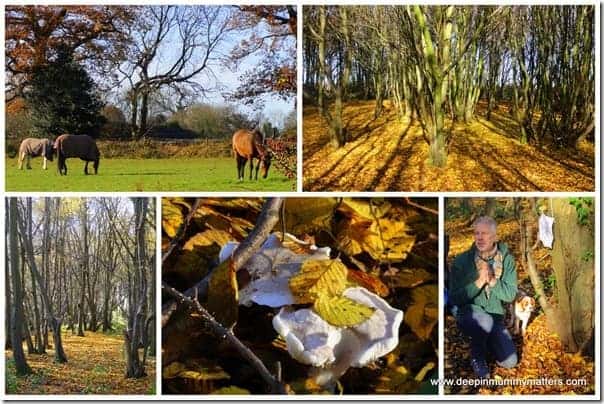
[162,198,203,264]
[161,198,283,326]
[162,282,287,394]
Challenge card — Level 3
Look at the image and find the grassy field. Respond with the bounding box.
[6,157,294,191]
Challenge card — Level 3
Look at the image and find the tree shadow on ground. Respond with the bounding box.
[303,101,595,192]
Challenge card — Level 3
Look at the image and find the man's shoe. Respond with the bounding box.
[470,359,491,379]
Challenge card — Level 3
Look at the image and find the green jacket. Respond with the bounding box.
[449,242,518,316]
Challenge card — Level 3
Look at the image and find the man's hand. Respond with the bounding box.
[487,275,497,288]
[475,261,490,288]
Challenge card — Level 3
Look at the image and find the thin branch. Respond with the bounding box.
[162,198,203,264]
[162,282,287,394]
[162,198,283,326]
[404,197,439,216]
[232,197,283,270]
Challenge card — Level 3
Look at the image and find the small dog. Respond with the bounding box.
[510,291,536,337]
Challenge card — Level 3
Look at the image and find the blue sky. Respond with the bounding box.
[107,6,295,128]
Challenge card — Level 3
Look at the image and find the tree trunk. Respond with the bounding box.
[18,198,68,363]
[5,206,13,349]
[550,198,594,353]
[8,198,31,375]
[125,198,149,378]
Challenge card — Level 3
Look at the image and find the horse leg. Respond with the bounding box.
[236,155,243,181]
[26,154,32,169]
[18,152,24,169]
[254,159,260,180]
[248,157,253,180]
[43,156,48,170]
[84,161,89,175]
[59,155,67,176]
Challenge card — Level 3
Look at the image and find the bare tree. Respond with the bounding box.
[118,6,236,139]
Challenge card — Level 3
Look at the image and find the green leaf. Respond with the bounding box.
[313,294,375,327]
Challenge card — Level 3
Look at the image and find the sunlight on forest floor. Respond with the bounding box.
[303,101,594,191]
[5,331,156,395]
[444,217,595,395]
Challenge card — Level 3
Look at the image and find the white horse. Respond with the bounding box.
[18,138,54,170]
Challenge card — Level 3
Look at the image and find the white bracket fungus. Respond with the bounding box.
[272,287,403,385]
[218,234,403,385]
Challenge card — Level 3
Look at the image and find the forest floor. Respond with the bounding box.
[5,331,156,395]
[303,101,594,191]
[444,217,595,395]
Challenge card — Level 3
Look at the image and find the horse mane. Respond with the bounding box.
[251,128,271,158]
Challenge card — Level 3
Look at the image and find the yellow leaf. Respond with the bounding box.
[162,199,185,238]
[404,285,438,340]
[163,361,229,381]
[288,260,348,304]
[169,229,233,283]
[207,259,239,327]
[163,361,187,379]
[313,294,375,327]
[280,198,338,235]
[339,198,392,220]
[384,268,436,289]
[338,217,415,262]
[347,269,390,297]
[212,386,251,394]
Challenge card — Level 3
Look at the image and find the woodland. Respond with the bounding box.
[303,6,595,192]
[161,197,438,394]
[445,198,595,395]
[5,197,156,394]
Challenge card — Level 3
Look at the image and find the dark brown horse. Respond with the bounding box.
[232,129,271,180]
[54,134,100,175]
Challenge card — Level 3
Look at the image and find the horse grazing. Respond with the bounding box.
[232,129,272,180]
[18,138,54,170]
[54,134,100,176]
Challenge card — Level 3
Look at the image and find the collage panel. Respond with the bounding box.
[5,5,297,192]
[444,197,595,395]
[1,1,601,401]
[5,197,157,395]
[161,197,438,395]
[302,5,595,192]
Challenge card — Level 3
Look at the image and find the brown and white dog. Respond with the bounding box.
[510,291,536,337]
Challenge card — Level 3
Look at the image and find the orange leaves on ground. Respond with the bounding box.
[444,212,595,395]
[6,331,155,395]
[303,101,594,192]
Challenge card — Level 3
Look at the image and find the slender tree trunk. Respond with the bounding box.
[8,198,31,375]
[126,198,149,378]
[18,198,68,363]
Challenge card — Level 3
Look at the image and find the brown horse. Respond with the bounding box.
[232,129,272,180]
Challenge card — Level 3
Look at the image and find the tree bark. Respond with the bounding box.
[18,198,68,363]
[550,198,594,353]
[8,198,32,375]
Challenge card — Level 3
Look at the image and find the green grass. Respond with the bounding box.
[6,358,18,394]
[6,157,295,191]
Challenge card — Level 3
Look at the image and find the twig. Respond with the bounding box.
[232,198,283,270]
[161,198,283,326]
[162,282,287,394]
[162,198,203,264]
[404,197,439,216]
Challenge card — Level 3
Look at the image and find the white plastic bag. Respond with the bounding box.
[538,213,555,249]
